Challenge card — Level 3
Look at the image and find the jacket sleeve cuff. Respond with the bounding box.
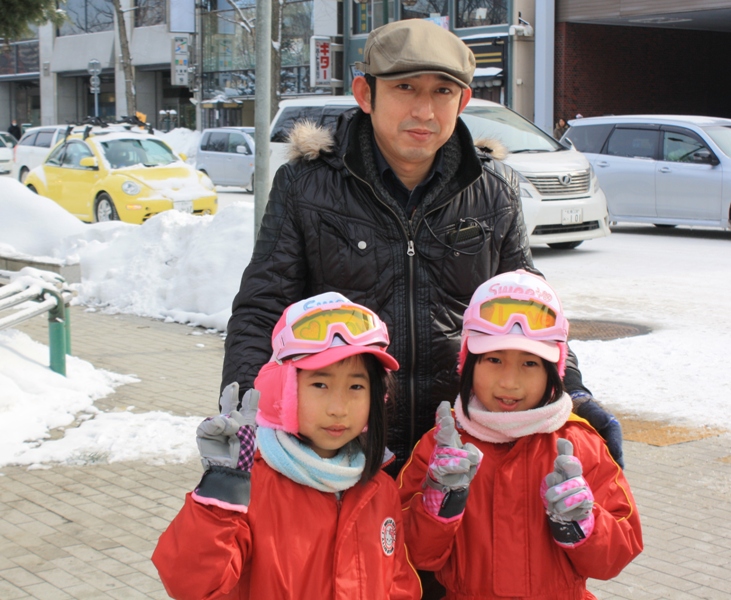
[193,466,251,513]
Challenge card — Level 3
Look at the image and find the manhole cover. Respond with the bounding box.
[569,320,651,341]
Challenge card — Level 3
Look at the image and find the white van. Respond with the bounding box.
[13,125,69,183]
[269,97,610,250]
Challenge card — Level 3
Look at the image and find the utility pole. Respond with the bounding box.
[254,0,272,235]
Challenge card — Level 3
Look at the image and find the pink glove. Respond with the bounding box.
[423,401,482,521]
[540,438,595,547]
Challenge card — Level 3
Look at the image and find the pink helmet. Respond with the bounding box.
[255,292,398,433]
[459,270,569,375]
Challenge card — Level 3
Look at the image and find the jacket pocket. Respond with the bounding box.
[317,215,380,292]
[422,218,496,300]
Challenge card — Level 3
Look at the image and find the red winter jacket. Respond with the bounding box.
[398,415,642,600]
[153,453,422,599]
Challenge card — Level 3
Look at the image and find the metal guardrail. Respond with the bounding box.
[0,268,74,376]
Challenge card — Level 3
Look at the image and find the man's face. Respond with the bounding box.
[354,74,471,178]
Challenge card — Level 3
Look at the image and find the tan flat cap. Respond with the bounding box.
[355,19,476,88]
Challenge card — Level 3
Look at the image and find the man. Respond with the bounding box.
[8,119,21,141]
[222,19,622,472]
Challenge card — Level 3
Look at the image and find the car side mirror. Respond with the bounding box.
[692,148,718,165]
[236,145,250,155]
[178,152,188,162]
[79,156,98,169]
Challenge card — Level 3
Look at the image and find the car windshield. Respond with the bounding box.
[701,125,731,158]
[100,138,178,168]
[0,132,16,147]
[460,105,563,154]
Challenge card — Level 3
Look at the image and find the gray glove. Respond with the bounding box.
[196,383,259,471]
[540,439,596,546]
[423,401,483,519]
[193,384,260,509]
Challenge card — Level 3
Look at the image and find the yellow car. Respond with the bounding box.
[25,127,217,224]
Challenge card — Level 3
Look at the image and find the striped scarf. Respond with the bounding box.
[257,427,365,493]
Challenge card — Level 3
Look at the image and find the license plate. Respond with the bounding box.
[174,200,193,214]
[562,208,583,225]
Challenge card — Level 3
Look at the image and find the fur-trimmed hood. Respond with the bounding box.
[285,117,509,163]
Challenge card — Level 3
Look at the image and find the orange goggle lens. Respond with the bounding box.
[291,307,378,341]
[479,298,557,330]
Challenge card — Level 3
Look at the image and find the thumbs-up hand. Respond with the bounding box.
[540,438,595,547]
[423,401,483,520]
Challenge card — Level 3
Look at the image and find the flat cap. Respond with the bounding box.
[355,19,476,88]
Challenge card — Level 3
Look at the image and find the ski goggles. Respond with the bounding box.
[463,296,568,342]
[272,303,391,361]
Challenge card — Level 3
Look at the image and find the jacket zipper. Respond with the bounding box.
[344,154,481,450]
[345,161,421,448]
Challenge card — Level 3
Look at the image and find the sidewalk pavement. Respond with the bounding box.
[2,306,731,599]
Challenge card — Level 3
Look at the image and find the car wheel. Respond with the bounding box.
[19,167,29,184]
[95,193,120,222]
[245,173,254,194]
[547,241,583,250]
[653,224,677,228]
[26,184,37,194]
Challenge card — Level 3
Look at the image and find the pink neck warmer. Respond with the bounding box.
[454,392,572,443]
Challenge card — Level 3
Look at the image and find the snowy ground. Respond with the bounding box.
[1,161,730,468]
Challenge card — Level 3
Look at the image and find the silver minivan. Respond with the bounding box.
[563,115,731,230]
[196,127,255,190]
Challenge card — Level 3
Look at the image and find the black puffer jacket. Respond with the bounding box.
[222,107,536,466]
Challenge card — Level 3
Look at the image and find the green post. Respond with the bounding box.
[46,290,70,377]
[64,306,72,355]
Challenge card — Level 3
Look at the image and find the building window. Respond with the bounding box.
[400,1,448,26]
[58,0,114,35]
[0,41,40,75]
[135,0,166,27]
[201,0,316,98]
[352,0,396,35]
[456,0,507,29]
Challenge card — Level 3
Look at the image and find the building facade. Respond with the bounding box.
[1,0,194,132]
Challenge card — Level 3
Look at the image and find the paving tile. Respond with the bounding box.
[0,566,45,587]
[18,581,74,600]
[0,579,31,599]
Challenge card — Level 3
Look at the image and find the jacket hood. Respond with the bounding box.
[285,111,509,162]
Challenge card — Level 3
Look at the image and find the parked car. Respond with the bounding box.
[13,125,68,183]
[562,115,731,230]
[196,127,255,191]
[269,97,610,249]
[25,126,217,224]
[0,131,16,174]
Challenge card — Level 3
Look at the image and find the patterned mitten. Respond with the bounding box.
[540,438,595,547]
[193,383,260,512]
[423,401,482,521]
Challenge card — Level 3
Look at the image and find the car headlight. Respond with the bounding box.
[122,181,140,195]
[515,172,536,198]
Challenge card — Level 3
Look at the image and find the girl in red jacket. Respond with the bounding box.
[153,292,421,599]
[398,270,642,600]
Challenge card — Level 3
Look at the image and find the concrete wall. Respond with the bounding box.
[56,77,83,125]
[0,84,11,128]
[510,0,536,121]
[135,71,159,122]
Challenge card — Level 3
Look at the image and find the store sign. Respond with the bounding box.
[310,36,332,86]
[172,36,190,87]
